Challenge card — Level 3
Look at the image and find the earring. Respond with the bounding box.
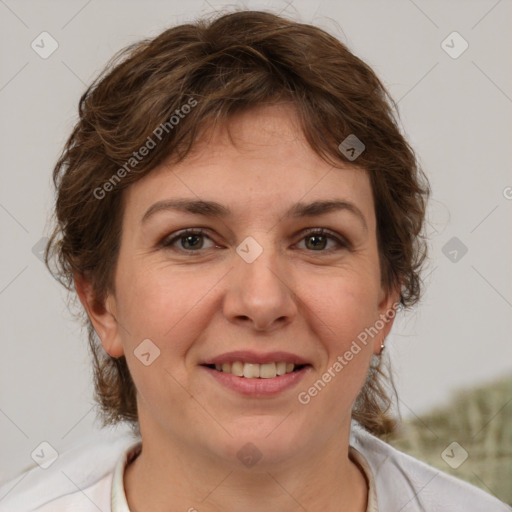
[380,342,385,355]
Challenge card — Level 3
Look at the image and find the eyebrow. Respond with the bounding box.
[141,198,368,231]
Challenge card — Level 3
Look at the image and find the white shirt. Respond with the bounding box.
[1,422,510,511]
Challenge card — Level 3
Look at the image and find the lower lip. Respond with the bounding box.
[201,366,310,397]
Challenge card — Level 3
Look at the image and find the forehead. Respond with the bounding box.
[122,105,375,227]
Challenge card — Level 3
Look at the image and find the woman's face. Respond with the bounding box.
[92,105,398,467]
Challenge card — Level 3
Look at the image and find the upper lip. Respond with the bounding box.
[201,351,311,366]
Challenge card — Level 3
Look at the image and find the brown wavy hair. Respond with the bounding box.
[46,9,430,438]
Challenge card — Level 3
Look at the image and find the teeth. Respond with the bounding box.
[260,363,276,379]
[243,363,260,378]
[231,361,244,377]
[276,362,287,375]
[212,361,298,378]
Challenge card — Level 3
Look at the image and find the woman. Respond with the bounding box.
[2,9,509,512]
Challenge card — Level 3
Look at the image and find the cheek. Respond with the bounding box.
[114,263,220,357]
[113,268,215,417]
[300,270,380,399]
[305,271,381,346]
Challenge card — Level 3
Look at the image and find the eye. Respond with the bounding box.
[161,228,217,252]
[160,227,349,254]
[296,228,348,252]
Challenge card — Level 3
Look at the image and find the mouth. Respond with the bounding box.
[199,351,312,396]
[202,361,308,379]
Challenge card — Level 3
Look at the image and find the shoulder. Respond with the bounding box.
[350,423,512,512]
[0,430,139,512]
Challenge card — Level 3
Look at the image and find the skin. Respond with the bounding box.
[77,104,399,512]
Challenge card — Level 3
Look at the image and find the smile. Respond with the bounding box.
[204,361,304,379]
[200,351,312,396]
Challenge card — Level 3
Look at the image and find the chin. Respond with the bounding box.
[206,419,306,469]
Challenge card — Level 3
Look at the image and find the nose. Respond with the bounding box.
[222,239,297,332]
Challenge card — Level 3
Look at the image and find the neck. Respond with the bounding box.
[124,419,368,512]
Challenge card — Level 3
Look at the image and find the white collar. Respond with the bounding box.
[111,440,141,512]
[111,439,377,511]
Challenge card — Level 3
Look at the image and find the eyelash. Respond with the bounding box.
[160,227,349,254]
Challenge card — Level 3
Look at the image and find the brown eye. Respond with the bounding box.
[304,234,329,250]
[162,229,215,252]
[180,234,204,250]
[298,228,348,252]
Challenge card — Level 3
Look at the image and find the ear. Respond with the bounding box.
[372,282,401,355]
[74,273,125,358]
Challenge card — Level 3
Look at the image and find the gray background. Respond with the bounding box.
[1,0,511,487]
